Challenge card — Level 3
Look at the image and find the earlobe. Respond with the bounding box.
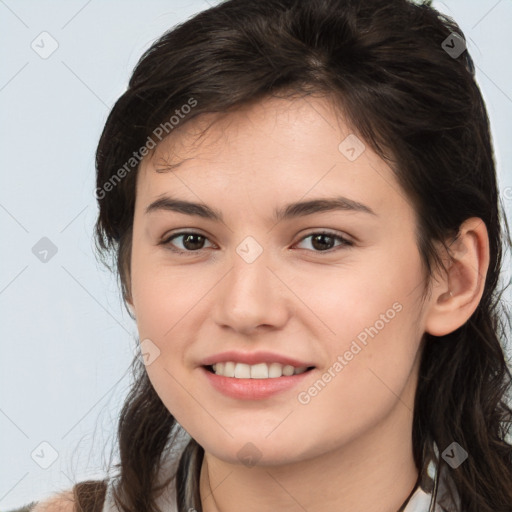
[424,218,490,337]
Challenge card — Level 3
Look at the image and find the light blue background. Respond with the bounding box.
[1,0,511,508]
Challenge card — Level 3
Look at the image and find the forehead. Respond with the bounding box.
[134,95,410,223]
[148,95,344,168]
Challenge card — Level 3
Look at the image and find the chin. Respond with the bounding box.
[196,432,316,467]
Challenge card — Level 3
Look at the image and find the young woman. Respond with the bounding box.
[15,0,512,510]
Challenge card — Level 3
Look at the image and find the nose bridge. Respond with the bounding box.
[214,235,289,332]
[231,237,269,293]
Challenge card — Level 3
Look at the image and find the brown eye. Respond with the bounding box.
[295,231,353,252]
[161,232,213,254]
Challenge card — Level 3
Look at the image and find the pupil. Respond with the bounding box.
[184,234,204,250]
[312,234,333,251]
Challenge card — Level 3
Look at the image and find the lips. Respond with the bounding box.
[201,365,314,400]
[199,351,316,399]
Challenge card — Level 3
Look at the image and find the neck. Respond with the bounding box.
[199,398,418,512]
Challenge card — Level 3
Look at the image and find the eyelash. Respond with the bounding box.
[160,230,353,255]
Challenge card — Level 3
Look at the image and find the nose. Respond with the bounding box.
[212,248,291,335]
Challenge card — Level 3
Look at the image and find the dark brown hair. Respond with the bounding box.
[93,0,512,510]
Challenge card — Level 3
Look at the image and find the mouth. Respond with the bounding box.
[204,362,316,379]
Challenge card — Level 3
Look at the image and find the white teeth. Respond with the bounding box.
[282,365,295,376]
[211,362,310,379]
[234,363,251,378]
[268,362,283,378]
[223,361,236,377]
[250,363,269,378]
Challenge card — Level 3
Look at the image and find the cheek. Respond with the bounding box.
[129,241,222,424]
[291,306,421,455]
[284,240,423,352]
[130,238,200,338]
[288,248,424,428]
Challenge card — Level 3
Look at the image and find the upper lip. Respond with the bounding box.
[200,351,315,368]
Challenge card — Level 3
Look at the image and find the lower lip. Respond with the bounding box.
[201,366,313,400]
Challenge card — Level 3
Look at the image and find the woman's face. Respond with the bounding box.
[129,95,432,465]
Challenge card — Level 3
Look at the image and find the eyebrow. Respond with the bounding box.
[145,195,377,222]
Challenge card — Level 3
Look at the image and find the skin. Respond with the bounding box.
[126,95,489,512]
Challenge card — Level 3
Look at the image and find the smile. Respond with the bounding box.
[202,363,316,400]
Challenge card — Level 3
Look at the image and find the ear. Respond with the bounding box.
[424,218,490,336]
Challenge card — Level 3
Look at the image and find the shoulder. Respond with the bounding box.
[5,504,38,512]
[31,490,75,512]
[3,492,73,512]
[15,479,108,512]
